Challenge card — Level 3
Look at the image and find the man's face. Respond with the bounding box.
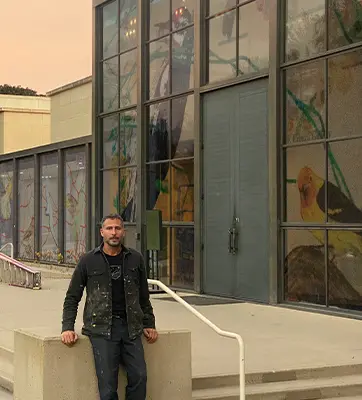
[100,218,125,247]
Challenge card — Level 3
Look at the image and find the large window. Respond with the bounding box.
[205,0,269,85]
[282,1,362,312]
[0,162,13,250]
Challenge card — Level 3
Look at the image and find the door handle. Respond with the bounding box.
[228,226,238,255]
[228,229,232,254]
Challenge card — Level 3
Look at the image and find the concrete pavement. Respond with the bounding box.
[0,388,11,399]
[1,277,362,377]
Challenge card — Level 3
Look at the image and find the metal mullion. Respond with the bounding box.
[85,143,92,251]
[144,89,194,106]
[235,4,240,77]
[34,154,40,258]
[100,47,138,63]
[281,40,362,70]
[325,0,329,52]
[99,104,137,118]
[12,158,18,258]
[281,222,362,230]
[324,228,329,308]
[58,149,65,260]
[169,0,172,96]
[324,58,329,225]
[206,5,238,20]
[145,156,194,165]
[283,134,362,148]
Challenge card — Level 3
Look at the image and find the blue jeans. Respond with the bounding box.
[90,317,147,400]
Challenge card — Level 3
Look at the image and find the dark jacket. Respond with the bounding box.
[61,244,155,340]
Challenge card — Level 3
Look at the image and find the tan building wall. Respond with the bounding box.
[47,76,92,143]
[0,95,51,155]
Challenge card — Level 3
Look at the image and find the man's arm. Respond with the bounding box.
[139,254,156,330]
[61,257,87,333]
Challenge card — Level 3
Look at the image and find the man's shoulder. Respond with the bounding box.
[78,248,100,263]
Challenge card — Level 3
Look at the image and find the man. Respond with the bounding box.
[61,213,158,400]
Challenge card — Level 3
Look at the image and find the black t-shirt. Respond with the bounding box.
[104,252,126,319]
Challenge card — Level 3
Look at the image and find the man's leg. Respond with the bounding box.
[90,336,121,400]
[121,330,147,400]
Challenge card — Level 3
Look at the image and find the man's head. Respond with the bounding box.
[100,214,125,248]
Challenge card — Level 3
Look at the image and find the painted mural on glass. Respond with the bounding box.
[0,162,13,250]
[284,0,362,310]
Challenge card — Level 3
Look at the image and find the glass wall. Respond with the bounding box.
[282,0,362,311]
[0,140,90,265]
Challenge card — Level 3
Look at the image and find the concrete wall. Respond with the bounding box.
[47,77,92,143]
[14,327,192,400]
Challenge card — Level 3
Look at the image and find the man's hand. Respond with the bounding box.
[143,328,158,344]
[61,330,78,346]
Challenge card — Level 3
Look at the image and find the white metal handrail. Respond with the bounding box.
[0,242,14,259]
[148,279,245,400]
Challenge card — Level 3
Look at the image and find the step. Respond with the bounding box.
[192,374,362,400]
[0,372,13,394]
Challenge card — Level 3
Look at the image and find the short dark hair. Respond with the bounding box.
[100,213,124,227]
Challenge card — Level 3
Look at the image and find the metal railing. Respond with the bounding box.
[148,279,245,400]
[0,247,41,290]
[0,242,14,259]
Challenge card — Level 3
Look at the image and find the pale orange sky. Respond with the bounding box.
[1,0,92,94]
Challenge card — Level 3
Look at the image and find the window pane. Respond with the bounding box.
[120,168,137,222]
[172,0,195,25]
[171,226,194,288]
[147,163,170,221]
[147,227,170,285]
[65,149,87,264]
[284,229,326,305]
[103,169,119,215]
[285,0,325,62]
[172,95,194,158]
[208,0,235,16]
[284,144,326,223]
[120,49,137,108]
[208,11,237,84]
[328,229,362,311]
[285,60,325,144]
[238,1,269,76]
[120,110,137,166]
[328,51,362,139]
[40,153,59,262]
[0,162,13,250]
[103,114,119,169]
[148,101,170,162]
[18,158,35,259]
[172,27,194,93]
[120,0,138,53]
[328,0,362,51]
[171,159,194,222]
[103,56,119,112]
[327,140,362,223]
[149,37,170,99]
[150,0,170,40]
[103,1,118,59]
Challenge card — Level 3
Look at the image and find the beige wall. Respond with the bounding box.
[48,77,92,143]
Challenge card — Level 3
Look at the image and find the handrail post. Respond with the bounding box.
[0,242,14,259]
[148,279,245,400]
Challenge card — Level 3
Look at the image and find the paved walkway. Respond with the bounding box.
[0,388,11,399]
[1,277,362,377]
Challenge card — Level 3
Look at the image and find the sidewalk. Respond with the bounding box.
[1,277,362,377]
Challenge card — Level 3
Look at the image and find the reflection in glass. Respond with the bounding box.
[65,148,87,264]
[328,0,362,51]
[103,169,119,216]
[172,0,195,24]
[120,168,137,222]
[150,0,170,40]
[172,95,194,158]
[327,140,362,222]
[171,159,194,222]
[120,110,137,166]
[148,102,170,162]
[120,50,137,108]
[40,153,59,262]
[103,56,119,112]
[149,37,170,99]
[285,60,325,144]
[0,162,13,250]
[103,114,119,169]
[208,0,234,16]
[172,27,194,93]
[147,163,170,221]
[328,50,362,139]
[285,0,325,62]
[147,227,170,284]
[238,1,269,76]
[284,229,326,305]
[328,229,362,311]
[119,0,138,53]
[18,158,35,259]
[285,144,326,222]
[208,11,237,83]
[103,1,118,59]
[171,226,194,288]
